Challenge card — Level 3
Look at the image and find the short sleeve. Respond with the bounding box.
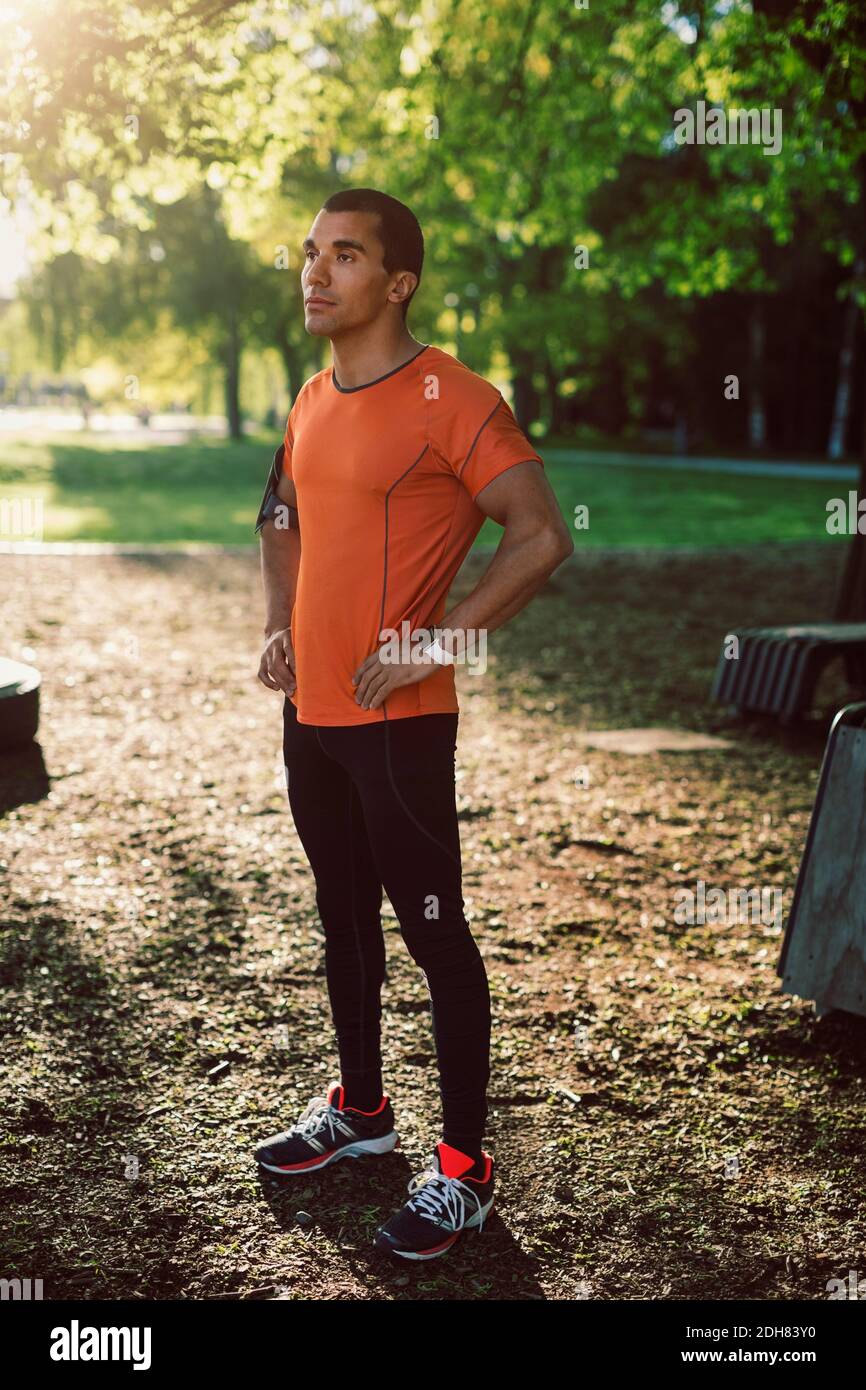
[452,394,543,501]
[281,406,295,482]
[281,377,312,482]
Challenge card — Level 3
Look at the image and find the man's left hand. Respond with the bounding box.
[351,647,438,710]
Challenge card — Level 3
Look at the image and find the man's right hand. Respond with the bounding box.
[258,627,296,696]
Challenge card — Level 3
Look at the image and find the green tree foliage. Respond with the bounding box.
[1,0,864,459]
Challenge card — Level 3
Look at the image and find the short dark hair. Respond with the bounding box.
[320,187,423,320]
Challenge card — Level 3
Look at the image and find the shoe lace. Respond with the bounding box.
[284,1094,356,1145]
[405,1161,486,1233]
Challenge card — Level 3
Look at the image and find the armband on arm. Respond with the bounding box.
[254,442,300,536]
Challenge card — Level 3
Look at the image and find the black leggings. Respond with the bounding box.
[281,696,491,1156]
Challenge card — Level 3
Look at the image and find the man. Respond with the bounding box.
[253,188,573,1261]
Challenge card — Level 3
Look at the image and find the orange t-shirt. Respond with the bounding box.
[281,342,543,725]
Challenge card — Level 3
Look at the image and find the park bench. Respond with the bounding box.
[0,656,41,752]
[710,624,866,723]
[778,701,866,1019]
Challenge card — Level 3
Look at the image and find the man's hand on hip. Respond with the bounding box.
[351,646,438,711]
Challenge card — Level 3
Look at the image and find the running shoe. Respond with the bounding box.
[254,1081,399,1174]
[374,1141,495,1259]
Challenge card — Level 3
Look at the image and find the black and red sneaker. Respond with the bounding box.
[374,1141,495,1260]
[254,1081,399,1175]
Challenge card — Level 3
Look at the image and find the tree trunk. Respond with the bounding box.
[827,259,863,461]
[833,154,866,619]
[277,336,303,404]
[545,362,565,435]
[511,349,540,433]
[748,297,767,452]
[224,305,242,440]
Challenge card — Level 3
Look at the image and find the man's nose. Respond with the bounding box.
[305,257,330,287]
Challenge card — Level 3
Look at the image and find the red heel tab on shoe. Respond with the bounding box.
[436,1142,478,1179]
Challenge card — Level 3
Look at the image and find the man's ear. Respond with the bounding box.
[390,270,418,307]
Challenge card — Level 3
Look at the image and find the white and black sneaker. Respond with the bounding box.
[254,1081,399,1175]
[374,1141,495,1260]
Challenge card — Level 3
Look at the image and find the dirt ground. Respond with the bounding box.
[2,541,865,1301]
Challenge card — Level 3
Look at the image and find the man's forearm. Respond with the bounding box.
[260,525,301,637]
[437,524,572,651]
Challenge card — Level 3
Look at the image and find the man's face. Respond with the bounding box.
[300,209,415,337]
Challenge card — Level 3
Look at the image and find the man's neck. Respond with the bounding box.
[330,323,425,389]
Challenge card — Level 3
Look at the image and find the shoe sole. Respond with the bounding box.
[375,1193,495,1260]
[256,1129,400,1175]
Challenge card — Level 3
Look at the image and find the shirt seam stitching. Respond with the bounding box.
[457,393,504,482]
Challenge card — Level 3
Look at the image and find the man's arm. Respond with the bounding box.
[352,459,573,708]
[435,459,573,651]
[257,467,301,695]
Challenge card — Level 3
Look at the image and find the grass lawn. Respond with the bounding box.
[0,431,849,547]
